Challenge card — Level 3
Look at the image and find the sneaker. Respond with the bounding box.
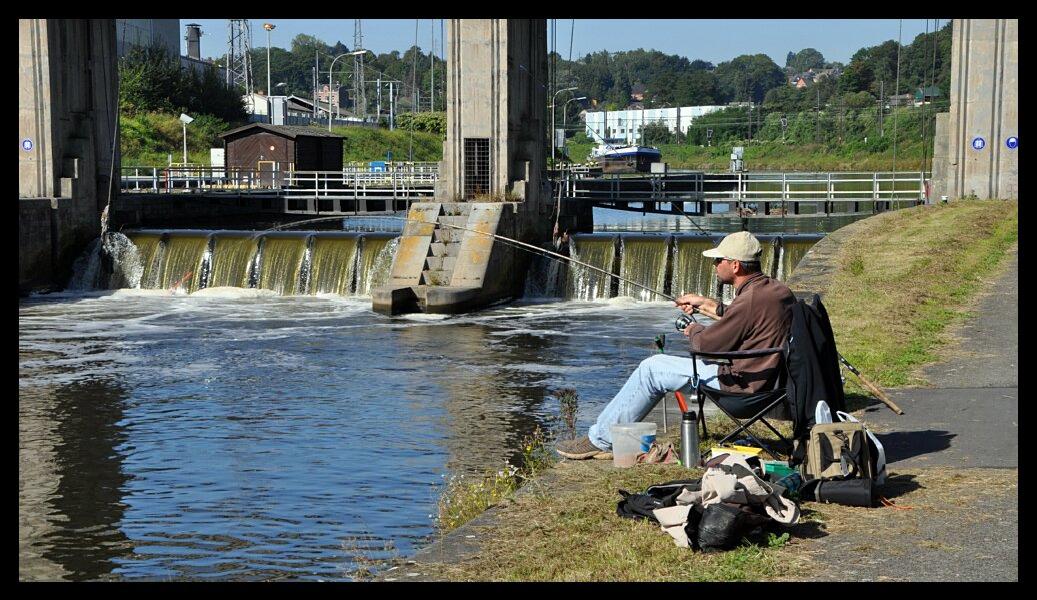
[556,437,612,460]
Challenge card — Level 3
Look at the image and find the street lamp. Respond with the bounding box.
[179,113,194,165]
[551,86,578,164]
[263,23,275,97]
[328,49,370,131]
[560,96,587,161]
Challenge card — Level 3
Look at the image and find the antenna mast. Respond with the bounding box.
[227,19,255,112]
[354,19,366,119]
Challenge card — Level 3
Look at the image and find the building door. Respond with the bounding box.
[257,160,276,188]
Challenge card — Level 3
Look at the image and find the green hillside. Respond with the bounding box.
[119,111,444,166]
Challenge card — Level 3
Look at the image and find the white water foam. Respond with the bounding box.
[191,287,278,299]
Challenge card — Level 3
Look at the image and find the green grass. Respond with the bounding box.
[427,416,801,581]
[331,125,443,163]
[120,111,236,166]
[824,200,1018,389]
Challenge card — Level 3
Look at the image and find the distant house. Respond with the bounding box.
[814,67,840,81]
[795,78,810,89]
[914,86,942,106]
[630,83,647,102]
[218,123,344,187]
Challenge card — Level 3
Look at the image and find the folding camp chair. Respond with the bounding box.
[688,343,795,461]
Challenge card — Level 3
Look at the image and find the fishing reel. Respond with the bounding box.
[675,313,696,332]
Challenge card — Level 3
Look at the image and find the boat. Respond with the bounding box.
[589,144,663,173]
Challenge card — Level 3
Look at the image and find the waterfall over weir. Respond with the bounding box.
[86,230,401,297]
[526,233,821,302]
[73,230,817,302]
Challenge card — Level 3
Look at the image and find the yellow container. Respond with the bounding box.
[710,445,764,459]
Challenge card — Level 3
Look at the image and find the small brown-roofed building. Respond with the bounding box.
[218,123,344,187]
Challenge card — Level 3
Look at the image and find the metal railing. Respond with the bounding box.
[566,171,930,215]
[120,165,280,193]
[120,163,440,196]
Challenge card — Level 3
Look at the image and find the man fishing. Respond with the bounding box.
[556,231,796,460]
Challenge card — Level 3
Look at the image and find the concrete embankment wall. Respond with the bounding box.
[784,215,875,300]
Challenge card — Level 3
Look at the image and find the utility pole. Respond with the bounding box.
[377,77,382,124]
[430,19,435,112]
[263,23,275,97]
[815,87,820,144]
[879,80,885,137]
[389,81,395,130]
[354,20,366,119]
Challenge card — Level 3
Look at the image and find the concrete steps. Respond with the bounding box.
[419,205,472,287]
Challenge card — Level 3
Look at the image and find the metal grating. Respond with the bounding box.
[463,138,490,200]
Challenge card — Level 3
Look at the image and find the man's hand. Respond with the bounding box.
[675,293,705,311]
[676,293,720,320]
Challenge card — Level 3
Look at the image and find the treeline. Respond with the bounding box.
[119,46,247,124]
[548,21,951,126]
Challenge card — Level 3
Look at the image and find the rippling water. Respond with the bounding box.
[19,289,696,581]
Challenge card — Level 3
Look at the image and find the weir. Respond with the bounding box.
[120,230,398,297]
[86,230,819,303]
[371,20,552,315]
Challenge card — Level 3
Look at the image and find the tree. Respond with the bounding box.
[842,90,876,110]
[714,54,785,104]
[838,60,875,94]
[787,48,826,73]
[119,45,245,123]
[639,120,673,145]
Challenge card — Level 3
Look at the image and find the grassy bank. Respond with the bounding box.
[330,125,443,163]
[428,423,805,582]
[824,200,1018,389]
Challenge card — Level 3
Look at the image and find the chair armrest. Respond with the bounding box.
[689,346,784,360]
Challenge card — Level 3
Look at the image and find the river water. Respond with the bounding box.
[19,288,710,580]
[18,207,847,581]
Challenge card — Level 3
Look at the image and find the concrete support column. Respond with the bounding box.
[936,19,1017,201]
[18,19,119,294]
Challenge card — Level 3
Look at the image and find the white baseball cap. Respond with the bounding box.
[702,231,762,262]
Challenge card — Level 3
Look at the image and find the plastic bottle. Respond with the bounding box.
[680,411,701,468]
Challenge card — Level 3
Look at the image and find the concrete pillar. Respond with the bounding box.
[937,19,1017,201]
[436,19,547,208]
[19,19,119,294]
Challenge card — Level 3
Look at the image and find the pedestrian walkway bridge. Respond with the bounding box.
[120,163,929,218]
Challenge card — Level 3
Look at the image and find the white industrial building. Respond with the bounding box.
[583,105,726,144]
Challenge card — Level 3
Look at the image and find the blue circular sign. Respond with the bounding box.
[972,137,986,151]
[21,138,33,151]
[1006,136,1019,149]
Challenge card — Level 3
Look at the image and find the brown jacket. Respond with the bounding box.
[687,273,795,393]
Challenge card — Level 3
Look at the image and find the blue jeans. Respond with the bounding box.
[588,354,721,451]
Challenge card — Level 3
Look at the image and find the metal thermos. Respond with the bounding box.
[680,411,701,468]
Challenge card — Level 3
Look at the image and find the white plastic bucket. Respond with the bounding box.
[610,422,657,468]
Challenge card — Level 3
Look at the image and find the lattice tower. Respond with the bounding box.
[353,19,366,118]
[227,19,255,110]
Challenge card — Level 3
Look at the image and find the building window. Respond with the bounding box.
[463,138,491,200]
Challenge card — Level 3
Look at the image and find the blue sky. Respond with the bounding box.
[181,19,945,67]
